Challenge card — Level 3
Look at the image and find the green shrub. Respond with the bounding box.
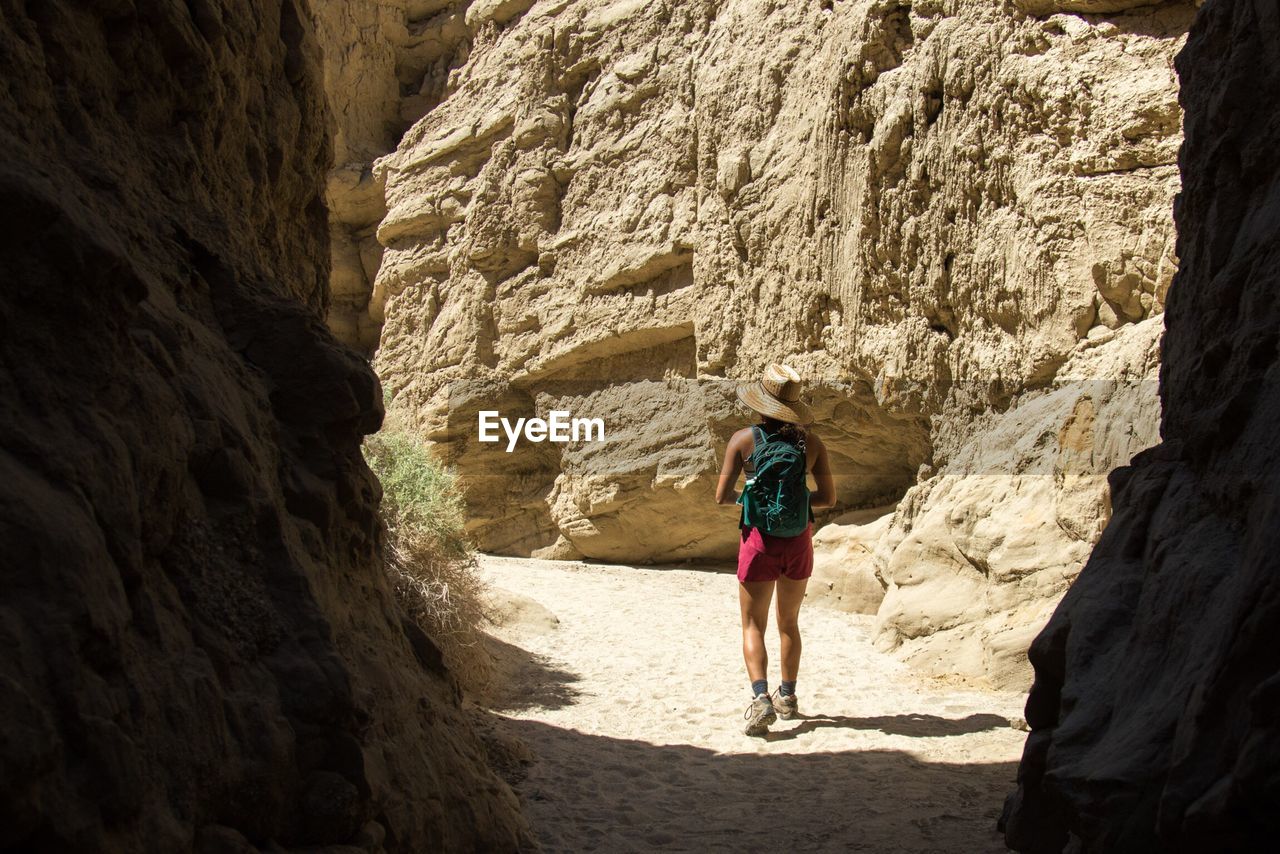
[364,430,490,693]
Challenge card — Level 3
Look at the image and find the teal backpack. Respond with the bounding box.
[739,426,811,537]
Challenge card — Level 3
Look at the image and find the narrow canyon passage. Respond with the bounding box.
[4,1,1276,850]
[478,556,1027,853]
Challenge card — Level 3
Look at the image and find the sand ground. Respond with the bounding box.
[476,555,1028,853]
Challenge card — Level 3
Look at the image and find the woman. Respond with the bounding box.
[716,364,836,736]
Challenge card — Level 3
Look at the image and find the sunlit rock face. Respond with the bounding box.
[324,0,1190,686]
[1003,2,1280,850]
[874,315,1162,689]
[354,0,1190,575]
[0,2,524,850]
[312,0,470,352]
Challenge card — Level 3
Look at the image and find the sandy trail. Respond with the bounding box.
[477,555,1027,853]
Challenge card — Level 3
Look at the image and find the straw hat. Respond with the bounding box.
[736,364,813,426]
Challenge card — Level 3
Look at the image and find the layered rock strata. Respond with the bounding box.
[344,0,1192,686]
[0,2,524,850]
[362,0,1191,582]
[1003,1,1280,849]
[313,0,487,352]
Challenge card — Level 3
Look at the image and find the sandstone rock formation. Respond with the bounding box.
[320,0,1194,686]
[1003,1,1280,849]
[312,0,404,352]
[875,316,1162,688]
[807,505,894,614]
[0,2,523,850]
[353,0,1191,581]
[313,0,486,352]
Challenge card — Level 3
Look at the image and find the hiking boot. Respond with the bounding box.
[773,691,799,720]
[743,694,777,736]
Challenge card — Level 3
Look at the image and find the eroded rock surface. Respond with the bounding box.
[354,0,1190,579]
[0,2,523,850]
[331,0,1192,686]
[1003,2,1280,849]
[313,0,485,351]
[807,505,895,615]
[875,317,1161,688]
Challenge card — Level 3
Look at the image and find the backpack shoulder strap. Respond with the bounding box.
[749,425,770,464]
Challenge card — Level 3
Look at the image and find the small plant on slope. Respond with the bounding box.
[363,429,490,693]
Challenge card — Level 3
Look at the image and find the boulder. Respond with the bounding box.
[807,506,895,614]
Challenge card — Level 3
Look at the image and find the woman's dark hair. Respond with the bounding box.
[761,416,806,445]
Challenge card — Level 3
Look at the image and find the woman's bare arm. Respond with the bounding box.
[715,430,749,505]
[808,432,837,509]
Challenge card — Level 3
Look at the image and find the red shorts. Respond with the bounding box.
[737,525,814,583]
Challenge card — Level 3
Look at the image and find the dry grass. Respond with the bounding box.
[363,429,491,694]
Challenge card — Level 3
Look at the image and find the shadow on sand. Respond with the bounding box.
[767,712,1012,742]
[495,716,1017,852]
[479,633,583,712]
[471,640,1016,850]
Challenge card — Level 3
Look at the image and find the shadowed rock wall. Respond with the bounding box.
[1003,1,1280,849]
[0,1,524,850]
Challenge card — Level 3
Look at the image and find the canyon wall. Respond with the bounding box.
[313,0,483,352]
[0,2,524,850]
[343,0,1190,685]
[1004,1,1280,850]
[874,313,1161,687]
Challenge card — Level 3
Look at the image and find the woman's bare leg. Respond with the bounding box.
[775,576,808,682]
[739,580,775,683]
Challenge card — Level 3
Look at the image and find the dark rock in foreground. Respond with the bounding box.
[0,2,525,850]
[1003,2,1280,851]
